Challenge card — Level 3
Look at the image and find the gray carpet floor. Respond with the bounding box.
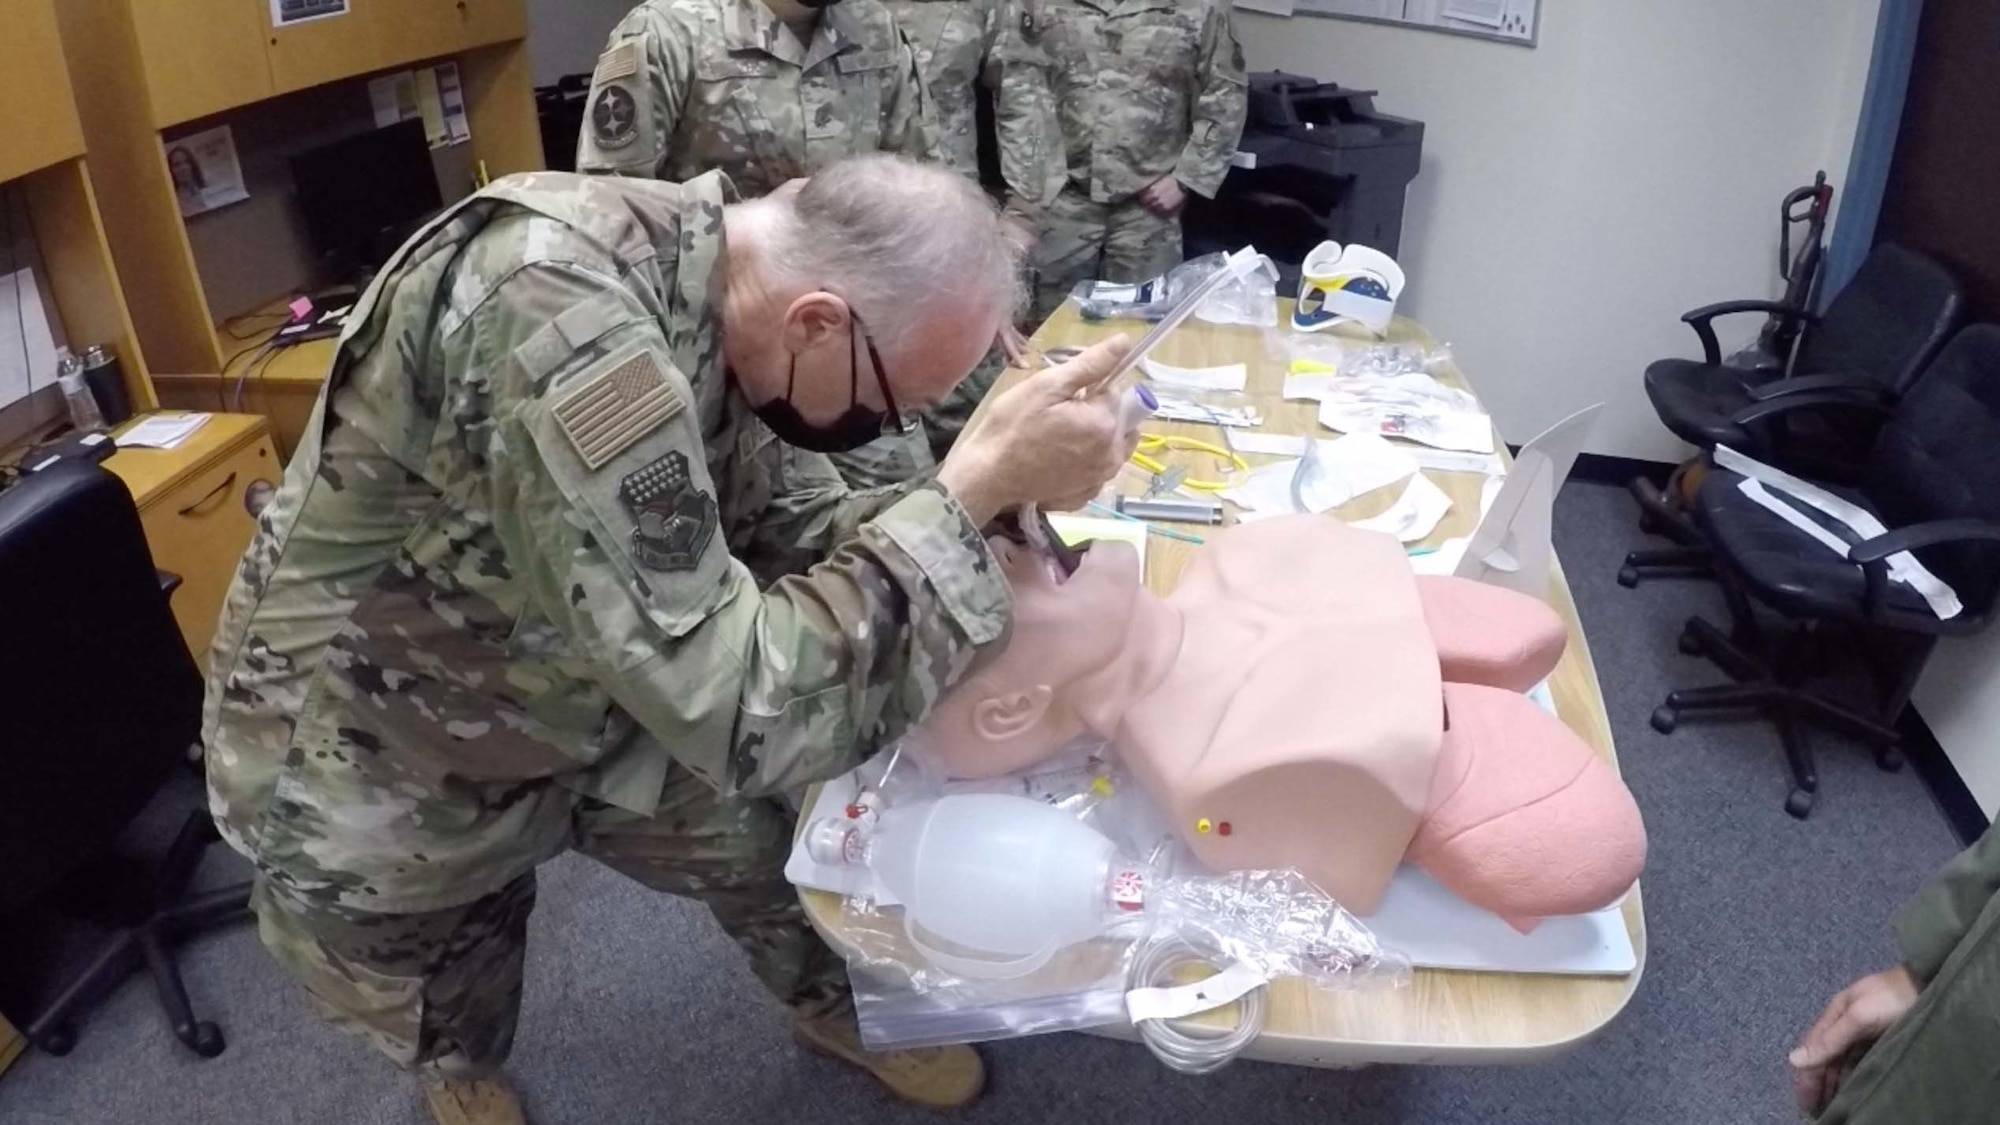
[0,480,1970,1125]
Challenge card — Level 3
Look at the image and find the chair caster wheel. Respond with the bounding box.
[32,1025,76,1056]
[1877,748,1905,773]
[1678,627,1705,656]
[1785,790,1815,820]
[182,1022,226,1058]
[1651,706,1677,734]
[1617,565,1640,589]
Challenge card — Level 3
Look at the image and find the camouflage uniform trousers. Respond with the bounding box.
[251,763,846,1078]
[1031,186,1185,323]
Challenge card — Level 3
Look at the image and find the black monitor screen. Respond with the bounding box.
[290,119,442,269]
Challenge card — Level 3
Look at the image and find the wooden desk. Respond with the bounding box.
[152,303,340,463]
[799,306,1646,1066]
[104,413,280,664]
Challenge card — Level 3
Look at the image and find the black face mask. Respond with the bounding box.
[752,306,907,454]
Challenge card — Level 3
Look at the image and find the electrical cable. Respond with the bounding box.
[1127,934,1267,1075]
[230,344,280,414]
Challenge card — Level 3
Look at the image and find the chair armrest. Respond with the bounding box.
[1847,520,2000,564]
[1745,373,1893,403]
[1728,391,1893,429]
[1682,300,1820,366]
[157,568,184,597]
[1846,520,2000,620]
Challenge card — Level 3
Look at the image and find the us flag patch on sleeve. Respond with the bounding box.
[553,353,683,470]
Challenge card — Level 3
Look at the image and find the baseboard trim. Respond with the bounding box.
[1566,452,1676,489]
[1900,708,1991,847]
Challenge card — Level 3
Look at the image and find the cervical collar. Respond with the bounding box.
[1293,241,1405,336]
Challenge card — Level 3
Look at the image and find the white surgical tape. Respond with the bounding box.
[1125,960,1268,1023]
[1716,445,1962,619]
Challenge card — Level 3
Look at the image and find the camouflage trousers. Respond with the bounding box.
[1031,187,1185,323]
[826,421,937,490]
[251,764,847,1079]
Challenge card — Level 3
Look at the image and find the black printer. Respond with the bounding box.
[1184,72,1425,285]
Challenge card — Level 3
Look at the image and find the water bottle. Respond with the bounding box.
[82,343,132,425]
[59,356,106,433]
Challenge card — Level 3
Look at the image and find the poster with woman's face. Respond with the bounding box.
[165,126,250,219]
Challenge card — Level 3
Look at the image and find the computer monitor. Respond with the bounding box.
[290,119,443,277]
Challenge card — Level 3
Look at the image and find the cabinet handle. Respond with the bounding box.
[177,471,240,517]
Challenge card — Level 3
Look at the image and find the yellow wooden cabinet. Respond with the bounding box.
[0,0,86,182]
[129,0,276,127]
[458,0,528,50]
[104,414,279,664]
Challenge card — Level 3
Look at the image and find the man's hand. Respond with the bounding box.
[937,335,1137,524]
[996,321,1033,368]
[1790,965,1920,1115]
[1137,175,1188,218]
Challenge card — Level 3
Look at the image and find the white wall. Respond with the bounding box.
[1915,634,2000,818]
[1237,0,1883,460]
[527,0,638,85]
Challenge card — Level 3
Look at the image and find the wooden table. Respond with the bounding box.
[150,300,341,464]
[799,305,1646,1066]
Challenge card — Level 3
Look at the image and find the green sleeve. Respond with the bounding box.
[575,9,689,177]
[1896,825,2000,983]
[883,25,943,162]
[1171,0,1247,200]
[491,269,1011,798]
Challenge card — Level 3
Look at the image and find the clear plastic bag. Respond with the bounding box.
[1194,252,1280,328]
[812,745,1407,1063]
[1070,253,1233,322]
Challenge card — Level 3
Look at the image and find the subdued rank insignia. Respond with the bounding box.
[553,353,682,470]
[592,85,640,150]
[619,451,716,573]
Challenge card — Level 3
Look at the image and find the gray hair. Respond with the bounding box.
[762,155,1023,354]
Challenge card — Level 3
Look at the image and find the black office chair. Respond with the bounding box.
[0,463,252,1058]
[1651,324,2000,819]
[1622,243,1966,587]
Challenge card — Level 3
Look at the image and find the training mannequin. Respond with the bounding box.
[912,516,1646,926]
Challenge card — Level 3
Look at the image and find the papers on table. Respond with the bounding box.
[1320,397,1496,453]
[120,413,211,450]
[1143,358,1248,393]
[1150,395,1262,428]
[1351,475,1455,543]
[1220,433,1420,517]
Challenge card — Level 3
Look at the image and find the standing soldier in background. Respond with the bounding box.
[1029,0,1248,320]
[577,0,946,486]
[879,0,1061,459]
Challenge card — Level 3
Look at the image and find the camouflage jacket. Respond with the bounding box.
[1039,0,1247,202]
[575,0,939,198]
[881,0,1061,217]
[201,172,1009,912]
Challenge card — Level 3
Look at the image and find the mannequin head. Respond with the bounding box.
[911,538,1182,779]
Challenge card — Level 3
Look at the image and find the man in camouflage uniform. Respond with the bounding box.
[881,0,1061,460]
[1791,824,2000,1123]
[576,0,946,488]
[202,156,1133,1125]
[1029,0,1248,321]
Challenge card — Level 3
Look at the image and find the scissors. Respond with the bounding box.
[1130,434,1249,492]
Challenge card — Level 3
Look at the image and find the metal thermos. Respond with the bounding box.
[81,343,132,425]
